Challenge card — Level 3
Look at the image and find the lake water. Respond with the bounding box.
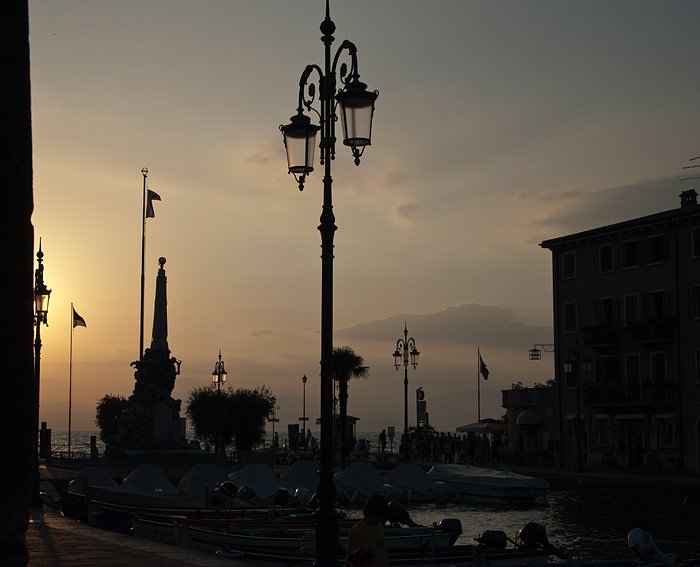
[50,432,699,561]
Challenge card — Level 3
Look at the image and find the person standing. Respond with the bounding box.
[378,429,387,453]
[346,495,389,567]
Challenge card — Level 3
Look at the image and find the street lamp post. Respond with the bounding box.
[33,240,51,507]
[299,374,308,445]
[211,350,227,392]
[279,2,377,564]
[393,324,419,461]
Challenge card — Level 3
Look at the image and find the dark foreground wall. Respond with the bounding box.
[0,1,35,566]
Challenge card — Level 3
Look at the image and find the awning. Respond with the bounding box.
[516,409,542,427]
[456,419,506,434]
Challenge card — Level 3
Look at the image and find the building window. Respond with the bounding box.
[596,418,611,446]
[696,349,700,384]
[692,227,700,259]
[599,244,613,273]
[624,354,641,402]
[562,251,576,279]
[596,355,621,402]
[647,235,666,264]
[623,294,639,327]
[653,417,674,448]
[649,351,667,402]
[597,296,617,327]
[622,240,638,269]
[563,302,577,333]
[647,290,666,321]
[690,285,700,320]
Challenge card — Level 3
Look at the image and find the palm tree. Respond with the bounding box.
[332,346,369,466]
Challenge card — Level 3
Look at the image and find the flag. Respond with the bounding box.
[479,353,489,380]
[72,307,87,328]
[146,189,161,218]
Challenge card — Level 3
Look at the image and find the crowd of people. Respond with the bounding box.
[390,429,505,466]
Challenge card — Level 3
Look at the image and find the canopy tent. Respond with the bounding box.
[456,419,506,434]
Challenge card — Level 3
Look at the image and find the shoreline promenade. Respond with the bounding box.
[27,507,231,567]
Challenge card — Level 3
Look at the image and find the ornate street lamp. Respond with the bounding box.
[33,239,51,506]
[300,374,309,443]
[393,323,419,460]
[211,350,227,392]
[279,2,377,564]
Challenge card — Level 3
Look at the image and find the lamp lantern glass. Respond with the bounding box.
[582,357,592,373]
[393,348,402,369]
[529,347,541,361]
[563,358,574,374]
[302,374,307,385]
[410,347,420,368]
[280,112,320,176]
[34,284,51,322]
[336,79,377,151]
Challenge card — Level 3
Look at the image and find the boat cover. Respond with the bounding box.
[382,463,438,501]
[427,464,549,489]
[178,464,227,497]
[228,464,281,500]
[279,459,319,492]
[122,464,178,495]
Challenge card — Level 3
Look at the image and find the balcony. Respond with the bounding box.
[583,380,675,408]
[625,319,675,346]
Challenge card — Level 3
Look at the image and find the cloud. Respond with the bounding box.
[532,177,681,236]
[250,329,275,337]
[336,303,551,349]
[395,203,418,221]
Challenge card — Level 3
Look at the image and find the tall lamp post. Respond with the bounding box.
[33,240,51,506]
[299,374,308,445]
[564,355,591,473]
[211,350,227,392]
[393,324,419,459]
[279,2,377,564]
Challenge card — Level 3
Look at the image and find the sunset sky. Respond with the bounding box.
[29,1,700,434]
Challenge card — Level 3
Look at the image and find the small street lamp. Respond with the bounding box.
[279,2,377,564]
[269,405,280,448]
[299,374,309,443]
[211,350,227,392]
[393,323,419,460]
[529,343,555,361]
[33,240,51,507]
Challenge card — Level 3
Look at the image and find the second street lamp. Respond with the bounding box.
[33,240,51,507]
[211,350,227,392]
[279,2,377,565]
[299,374,308,446]
[393,323,419,461]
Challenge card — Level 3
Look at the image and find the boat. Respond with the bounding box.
[132,515,463,554]
[427,463,549,505]
[132,516,552,567]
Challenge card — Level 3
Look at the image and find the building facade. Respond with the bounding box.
[538,190,700,471]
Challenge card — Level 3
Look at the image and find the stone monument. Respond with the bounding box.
[108,257,188,455]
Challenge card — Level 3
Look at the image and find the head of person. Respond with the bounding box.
[363,494,389,525]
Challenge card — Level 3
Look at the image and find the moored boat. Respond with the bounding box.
[427,463,550,505]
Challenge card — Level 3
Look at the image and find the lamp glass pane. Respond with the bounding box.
[339,99,374,147]
[285,130,317,174]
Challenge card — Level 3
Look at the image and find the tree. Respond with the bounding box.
[95,394,128,444]
[186,387,235,455]
[332,346,369,466]
[186,385,276,455]
[230,386,276,453]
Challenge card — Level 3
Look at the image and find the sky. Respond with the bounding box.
[28,0,700,434]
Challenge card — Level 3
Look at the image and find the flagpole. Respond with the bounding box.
[139,167,148,360]
[68,303,74,458]
[477,347,481,422]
